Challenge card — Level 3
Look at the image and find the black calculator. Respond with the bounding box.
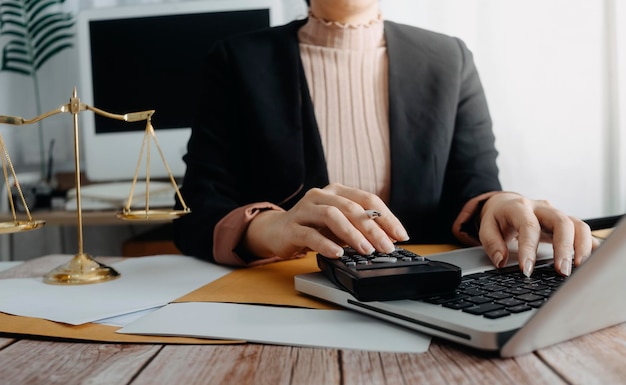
[316,246,461,301]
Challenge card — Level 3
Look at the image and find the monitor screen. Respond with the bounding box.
[77,0,302,182]
[89,10,268,135]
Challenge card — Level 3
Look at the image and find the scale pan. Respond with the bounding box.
[0,220,46,234]
[116,209,189,222]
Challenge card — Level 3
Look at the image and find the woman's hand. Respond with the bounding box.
[478,192,600,277]
[243,183,409,260]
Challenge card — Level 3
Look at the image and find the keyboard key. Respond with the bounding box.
[516,293,546,302]
[371,256,397,263]
[505,287,531,296]
[467,296,492,304]
[443,300,474,310]
[533,289,554,297]
[481,284,508,292]
[484,309,511,319]
[529,299,547,308]
[486,291,513,300]
[522,283,549,291]
[507,304,533,313]
[463,303,505,315]
[496,298,525,307]
[462,288,489,296]
[424,292,468,305]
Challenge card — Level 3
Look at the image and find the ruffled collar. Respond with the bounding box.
[298,11,385,50]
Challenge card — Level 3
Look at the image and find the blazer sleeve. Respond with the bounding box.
[173,40,251,263]
[437,37,501,239]
[172,20,313,263]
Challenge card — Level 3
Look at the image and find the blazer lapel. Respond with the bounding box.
[385,21,449,213]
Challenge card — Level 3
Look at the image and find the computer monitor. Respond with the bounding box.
[76,0,305,182]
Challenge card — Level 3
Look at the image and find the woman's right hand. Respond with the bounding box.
[243,183,410,260]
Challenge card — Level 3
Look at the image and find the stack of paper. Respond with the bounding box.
[0,255,431,353]
[0,255,232,325]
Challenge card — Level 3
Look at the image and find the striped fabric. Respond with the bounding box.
[298,13,391,203]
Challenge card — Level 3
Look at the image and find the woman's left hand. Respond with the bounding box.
[477,192,601,277]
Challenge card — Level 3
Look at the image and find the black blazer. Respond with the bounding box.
[174,19,501,263]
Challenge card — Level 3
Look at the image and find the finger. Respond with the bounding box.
[324,184,410,242]
[478,214,510,268]
[289,201,373,256]
[515,215,542,277]
[572,218,594,266]
[533,207,575,276]
[312,186,406,252]
[317,204,382,254]
[358,213,396,253]
[324,202,394,254]
[489,197,543,276]
[290,223,345,258]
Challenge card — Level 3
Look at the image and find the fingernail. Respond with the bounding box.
[395,227,410,242]
[580,253,590,264]
[523,259,534,278]
[381,238,395,253]
[560,258,571,276]
[493,251,503,268]
[360,242,375,255]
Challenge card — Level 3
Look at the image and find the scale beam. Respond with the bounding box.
[0,88,190,284]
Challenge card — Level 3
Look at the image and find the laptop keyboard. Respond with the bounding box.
[421,262,569,319]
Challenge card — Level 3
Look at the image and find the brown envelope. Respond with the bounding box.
[0,311,243,344]
[1,245,458,343]
[175,245,460,309]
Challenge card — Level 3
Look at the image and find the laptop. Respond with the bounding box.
[295,216,626,357]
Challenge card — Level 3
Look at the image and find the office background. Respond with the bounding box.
[0,0,624,259]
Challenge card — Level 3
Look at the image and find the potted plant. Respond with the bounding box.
[0,0,75,206]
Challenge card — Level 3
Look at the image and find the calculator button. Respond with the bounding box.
[371,256,397,263]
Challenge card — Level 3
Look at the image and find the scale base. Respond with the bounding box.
[43,253,120,285]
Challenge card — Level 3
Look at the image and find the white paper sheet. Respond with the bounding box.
[119,302,431,353]
[0,255,232,325]
[0,261,22,272]
[95,307,161,327]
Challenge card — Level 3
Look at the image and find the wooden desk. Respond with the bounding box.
[2,259,626,384]
[2,321,626,384]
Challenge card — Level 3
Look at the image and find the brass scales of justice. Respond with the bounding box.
[0,88,190,285]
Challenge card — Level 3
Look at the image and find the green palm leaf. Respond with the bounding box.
[0,0,74,75]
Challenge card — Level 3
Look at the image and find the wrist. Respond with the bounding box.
[452,191,502,245]
[243,209,282,258]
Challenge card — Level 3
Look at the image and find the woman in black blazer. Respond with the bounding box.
[174,0,596,277]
